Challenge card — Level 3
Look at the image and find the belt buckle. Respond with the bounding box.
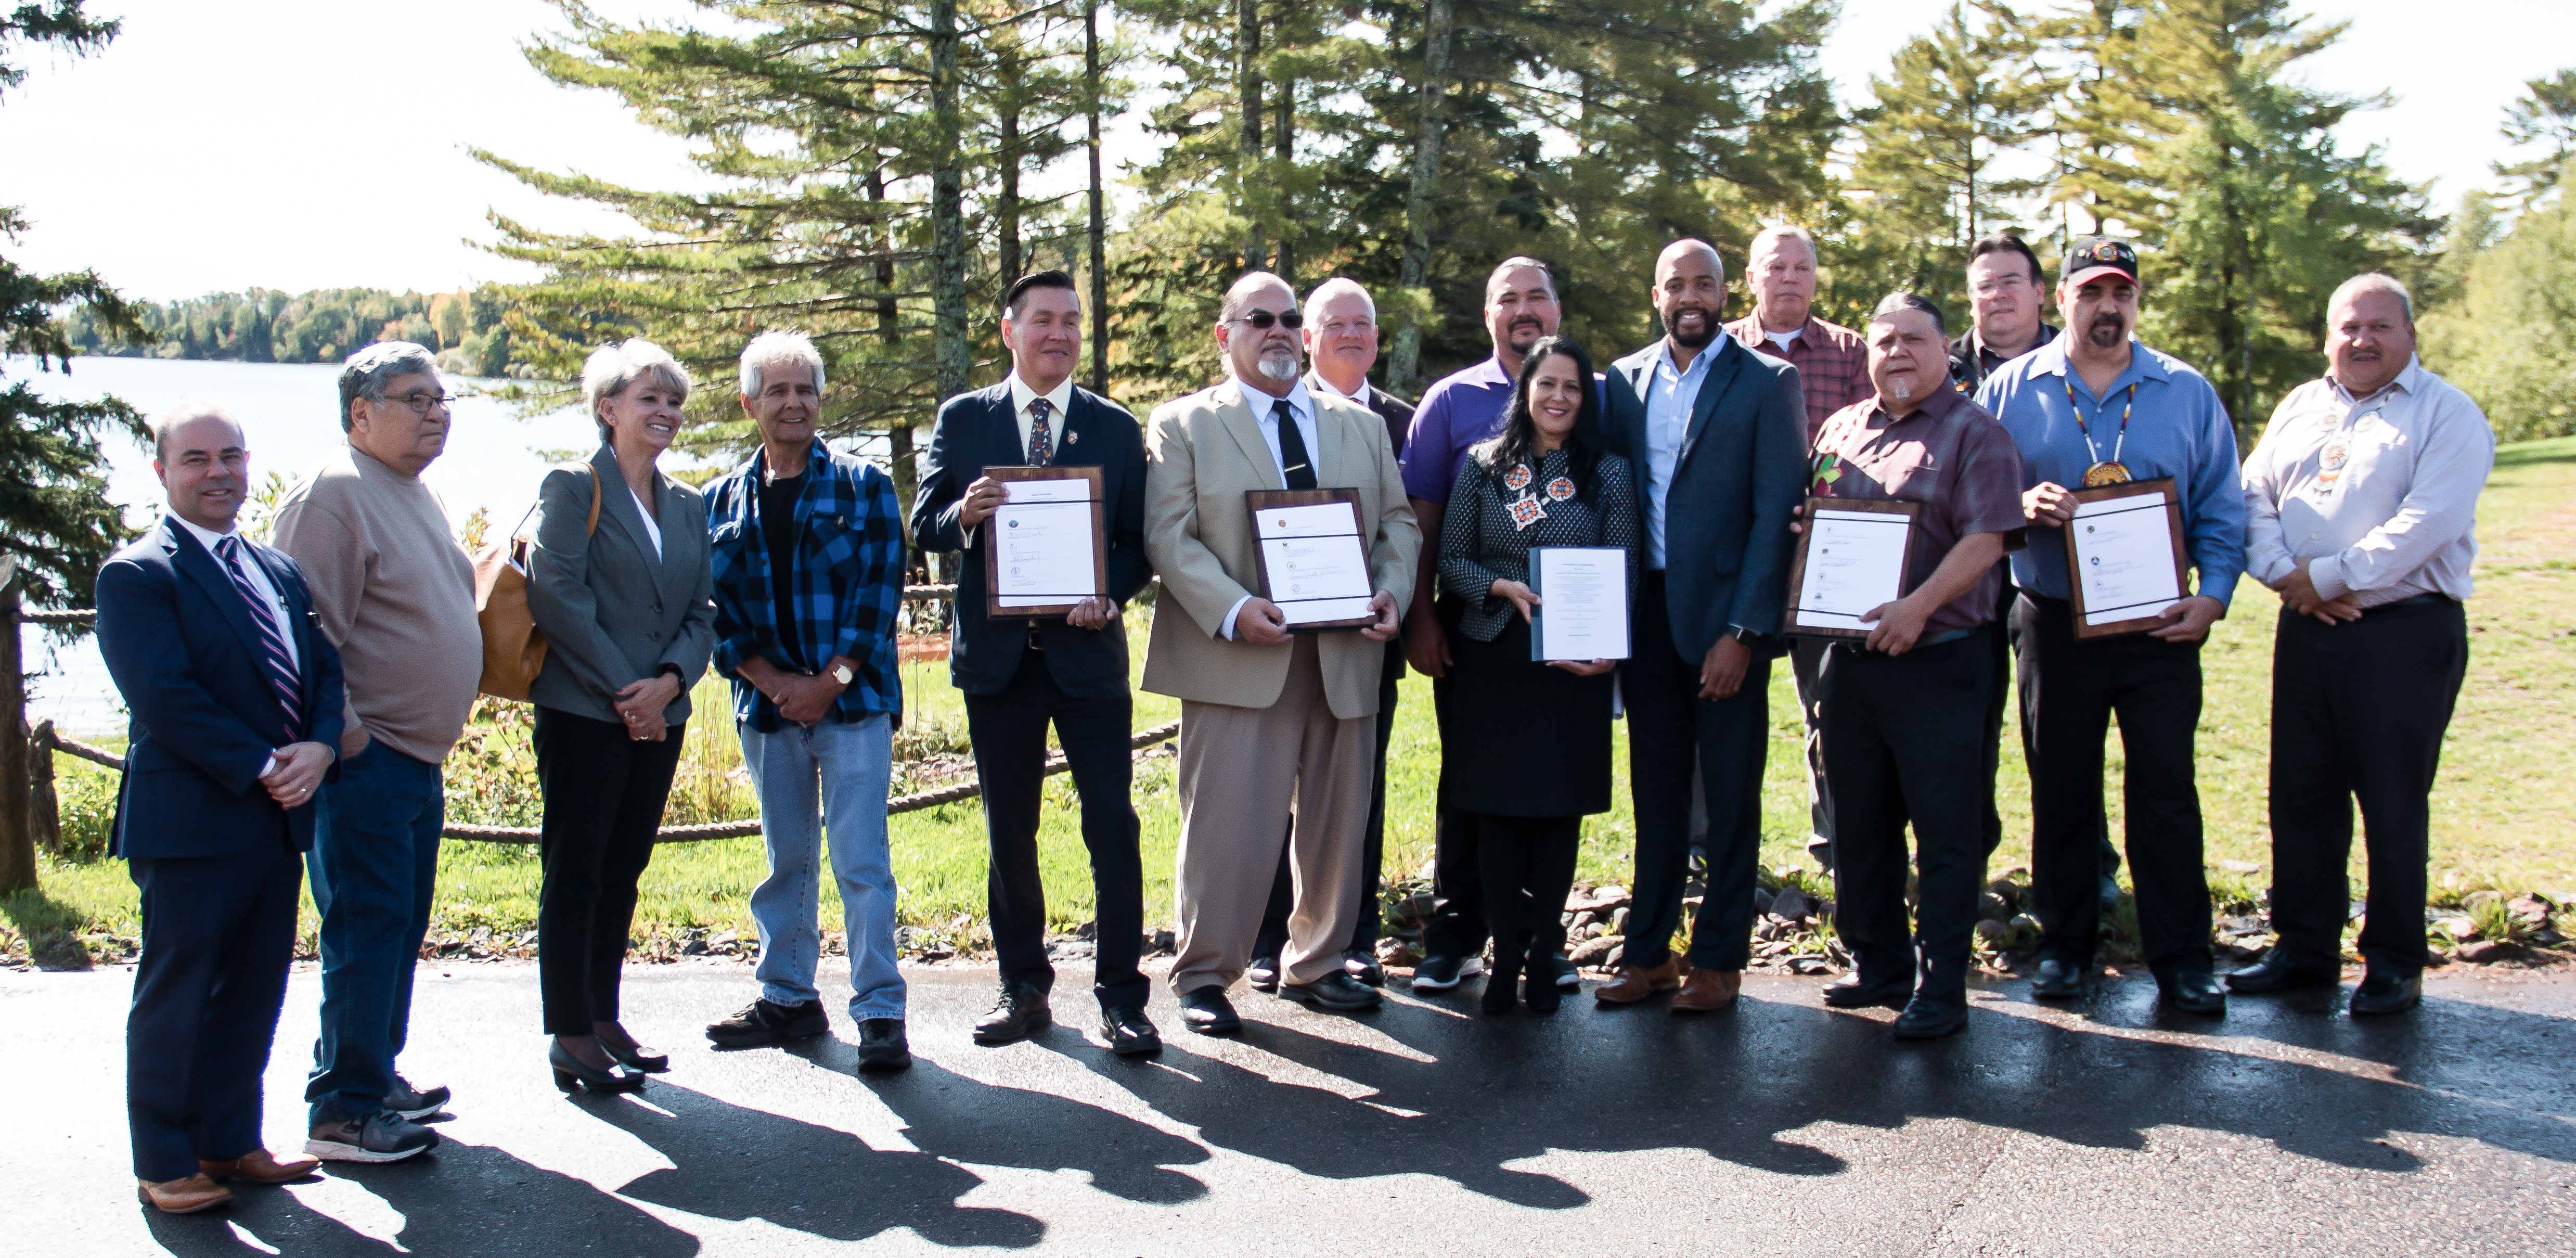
[1026,621,1046,651]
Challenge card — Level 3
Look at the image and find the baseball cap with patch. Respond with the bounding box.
[2062,236,2140,289]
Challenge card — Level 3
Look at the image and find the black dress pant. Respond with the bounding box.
[1419,599,1490,962]
[1254,641,1400,963]
[127,843,302,1182]
[964,649,1148,1009]
[1473,814,1581,985]
[1822,632,1994,1006]
[2268,598,2466,975]
[2014,593,2211,977]
[534,706,687,1036]
[1626,571,1773,972]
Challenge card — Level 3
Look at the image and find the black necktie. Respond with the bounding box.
[1273,399,1317,490]
[1026,397,1054,466]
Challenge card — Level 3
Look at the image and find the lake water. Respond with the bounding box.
[12,356,603,736]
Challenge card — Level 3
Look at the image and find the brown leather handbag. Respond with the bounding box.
[473,463,599,700]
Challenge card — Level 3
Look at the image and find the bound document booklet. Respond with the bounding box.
[1528,546,1630,661]
[1245,488,1379,631]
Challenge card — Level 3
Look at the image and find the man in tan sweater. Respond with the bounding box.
[271,341,482,1164]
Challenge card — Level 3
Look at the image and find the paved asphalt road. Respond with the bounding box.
[8,958,2573,1256]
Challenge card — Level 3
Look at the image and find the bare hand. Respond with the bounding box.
[1403,609,1452,677]
[1065,597,1116,631]
[1698,634,1753,701]
[614,674,682,731]
[2024,481,2077,527]
[1360,591,1402,641]
[1549,658,1617,677]
[260,741,333,807]
[2273,564,2363,625]
[1858,596,1932,656]
[1238,597,1290,646]
[959,476,1011,529]
[1489,579,1540,624]
[2147,594,2227,643]
[775,663,851,726]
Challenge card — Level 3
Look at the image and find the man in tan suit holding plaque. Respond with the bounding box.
[1143,271,1421,1033]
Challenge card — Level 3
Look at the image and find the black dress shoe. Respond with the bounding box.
[1891,995,1968,1039]
[856,1018,911,1071]
[2029,958,2085,1000]
[1410,954,1478,991]
[2226,949,2340,994]
[1282,970,1383,1012]
[2349,970,2422,1017]
[1178,987,1242,1035]
[1246,955,1282,992]
[706,997,829,1047]
[1344,951,1385,986]
[972,984,1053,1046]
[1522,971,1562,1014]
[1822,973,1913,1010]
[1100,1006,1163,1056]
[2159,970,2226,1016]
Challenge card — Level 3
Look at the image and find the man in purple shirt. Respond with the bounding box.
[1398,256,1561,993]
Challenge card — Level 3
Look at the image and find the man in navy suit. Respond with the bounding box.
[96,403,351,1214]
[912,269,1160,1055]
[1596,239,1808,1013]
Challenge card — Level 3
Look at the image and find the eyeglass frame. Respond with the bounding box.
[369,388,458,417]
[1226,310,1305,330]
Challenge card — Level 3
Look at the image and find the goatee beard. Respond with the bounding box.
[2087,317,2126,350]
[1256,354,1300,382]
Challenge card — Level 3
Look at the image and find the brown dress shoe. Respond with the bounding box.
[138,1173,234,1215]
[1594,956,1685,1004]
[1670,967,1742,1013]
[201,1149,323,1185]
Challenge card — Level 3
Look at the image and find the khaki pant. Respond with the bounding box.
[1171,634,1375,992]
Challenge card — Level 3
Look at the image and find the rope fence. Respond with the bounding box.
[12,583,1170,848]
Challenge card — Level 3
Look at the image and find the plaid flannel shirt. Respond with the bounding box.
[706,438,906,731]
[1725,312,1870,447]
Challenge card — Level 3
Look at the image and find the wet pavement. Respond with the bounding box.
[8,959,2574,1256]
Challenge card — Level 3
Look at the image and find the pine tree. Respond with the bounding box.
[2495,69,2576,212]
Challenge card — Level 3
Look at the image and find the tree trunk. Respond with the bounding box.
[868,162,897,343]
[1086,2,1109,395]
[929,0,970,408]
[0,566,35,894]
[1274,74,1296,286]
[1388,0,1454,394]
[1238,0,1265,270]
[999,61,1024,287]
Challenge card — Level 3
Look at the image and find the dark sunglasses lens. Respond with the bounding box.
[1246,311,1304,329]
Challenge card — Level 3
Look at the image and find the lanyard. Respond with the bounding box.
[2064,376,2137,468]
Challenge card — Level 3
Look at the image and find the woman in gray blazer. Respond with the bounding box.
[527,337,716,1092]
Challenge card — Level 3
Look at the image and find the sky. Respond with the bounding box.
[4,0,2568,301]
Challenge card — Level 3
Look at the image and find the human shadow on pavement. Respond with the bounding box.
[588,1081,1046,1249]
[140,1134,699,1257]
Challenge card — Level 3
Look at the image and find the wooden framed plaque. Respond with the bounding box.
[982,464,1109,620]
[2062,476,2189,639]
[1781,495,1922,640]
[1245,487,1379,632]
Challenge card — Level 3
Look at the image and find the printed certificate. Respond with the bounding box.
[1529,546,1630,661]
[2064,477,2189,638]
[1783,497,1921,639]
[982,466,1107,618]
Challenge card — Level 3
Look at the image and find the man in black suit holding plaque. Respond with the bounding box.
[912,269,1161,1056]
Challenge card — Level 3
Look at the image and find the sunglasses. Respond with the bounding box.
[1227,310,1305,330]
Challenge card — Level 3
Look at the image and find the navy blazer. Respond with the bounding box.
[1602,337,1809,662]
[95,517,347,859]
[911,381,1152,698]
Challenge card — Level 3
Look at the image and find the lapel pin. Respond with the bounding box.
[1067,430,1079,445]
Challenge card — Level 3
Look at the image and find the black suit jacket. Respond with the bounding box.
[1308,372,1417,680]
[95,517,347,859]
[911,381,1151,698]
[1601,337,1807,661]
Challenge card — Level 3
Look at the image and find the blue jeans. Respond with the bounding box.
[305,740,444,1125]
[741,715,904,1021]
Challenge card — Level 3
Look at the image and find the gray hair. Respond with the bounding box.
[1302,276,1376,325]
[739,330,826,399]
[1748,223,1819,262]
[582,337,692,443]
[1218,271,1294,325]
[337,341,440,433]
[2328,272,2414,324]
[151,399,245,461]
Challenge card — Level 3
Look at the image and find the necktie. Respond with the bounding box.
[1273,399,1317,490]
[1026,397,1054,466]
[215,536,305,738]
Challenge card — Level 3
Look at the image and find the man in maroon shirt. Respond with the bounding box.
[1801,292,2025,1039]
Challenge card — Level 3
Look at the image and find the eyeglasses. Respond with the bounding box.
[377,390,456,416]
[1228,311,1304,330]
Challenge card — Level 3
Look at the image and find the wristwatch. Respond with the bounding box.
[831,663,855,686]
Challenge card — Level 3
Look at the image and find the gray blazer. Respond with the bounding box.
[526,443,716,725]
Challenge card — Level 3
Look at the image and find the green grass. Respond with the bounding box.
[11,437,2576,965]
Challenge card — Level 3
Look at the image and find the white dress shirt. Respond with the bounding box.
[1310,372,1372,410]
[1639,336,1723,569]
[2242,355,2495,607]
[1221,370,1324,639]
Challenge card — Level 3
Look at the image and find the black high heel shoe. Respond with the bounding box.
[550,1042,645,1094]
[1523,965,1563,1014]
[600,1038,670,1074]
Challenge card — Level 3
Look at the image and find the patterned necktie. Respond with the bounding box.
[1026,397,1054,466]
[1273,399,1318,490]
[215,535,304,738]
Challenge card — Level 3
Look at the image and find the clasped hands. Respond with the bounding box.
[257,741,333,807]
[614,673,685,741]
[1236,589,1402,647]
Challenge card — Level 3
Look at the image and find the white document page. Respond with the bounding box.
[1262,533,1374,624]
[1532,547,1629,661]
[2070,491,2182,625]
[1002,478,1091,504]
[1793,509,1913,632]
[1256,502,1361,539]
[992,500,1100,607]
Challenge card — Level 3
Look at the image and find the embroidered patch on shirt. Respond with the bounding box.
[1508,496,1547,530]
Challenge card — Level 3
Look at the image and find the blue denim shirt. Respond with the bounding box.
[705,439,907,731]
[1976,339,2247,607]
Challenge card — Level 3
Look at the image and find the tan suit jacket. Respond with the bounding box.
[1142,377,1421,718]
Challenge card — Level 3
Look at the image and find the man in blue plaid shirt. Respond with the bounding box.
[698,331,915,1070]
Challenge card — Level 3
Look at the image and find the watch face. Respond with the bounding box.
[833,665,854,685]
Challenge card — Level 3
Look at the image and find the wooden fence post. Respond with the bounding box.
[0,557,36,893]
[29,719,60,855]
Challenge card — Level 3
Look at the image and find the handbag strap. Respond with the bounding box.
[509,460,605,543]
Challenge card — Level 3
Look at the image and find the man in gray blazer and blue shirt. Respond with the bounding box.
[1596,238,1807,1013]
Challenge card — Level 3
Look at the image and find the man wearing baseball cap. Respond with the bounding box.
[1972,237,2247,1017]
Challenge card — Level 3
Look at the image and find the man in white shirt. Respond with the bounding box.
[2230,273,2494,1017]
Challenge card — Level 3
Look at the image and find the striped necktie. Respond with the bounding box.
[215,535,304,739]
[1026,397,1055,466]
